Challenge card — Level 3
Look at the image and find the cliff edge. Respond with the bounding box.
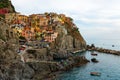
[48,13,86,59]
[53,16,86,50]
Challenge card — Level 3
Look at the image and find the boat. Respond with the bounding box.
[91,58,99,63]
[90,72,101,76]
[91,53,98,56]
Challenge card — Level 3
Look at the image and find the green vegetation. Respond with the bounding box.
[69,17,73,22]
[0,0,16,18]
[0,0,9,8]
[75,28,79,32]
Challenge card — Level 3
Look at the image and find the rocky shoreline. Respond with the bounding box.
[23,49,90,80]
[87,44,120,55]
[43,55,89,80]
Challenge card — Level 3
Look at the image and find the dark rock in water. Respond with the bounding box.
[91,58,99,63]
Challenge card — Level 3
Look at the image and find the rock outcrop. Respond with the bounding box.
[49,17,86,59]
[52,22,86,51]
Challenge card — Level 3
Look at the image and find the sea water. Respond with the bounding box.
[58,39,120,80]
[87,39,120,50]
[58,51,120,80]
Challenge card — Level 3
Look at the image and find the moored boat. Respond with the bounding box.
[91,53,98,56]
[90,72,101,76]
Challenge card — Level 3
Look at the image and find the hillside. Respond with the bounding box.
[0,2,88,80]
[0,18,88,80]
[5,13,86,51]
[0,0,15,17]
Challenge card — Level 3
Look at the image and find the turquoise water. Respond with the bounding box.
[58,51,120,80]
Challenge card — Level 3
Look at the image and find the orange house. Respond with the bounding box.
[22,26,32,41]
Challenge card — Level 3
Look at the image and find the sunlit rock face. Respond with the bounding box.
[50,18,86,52]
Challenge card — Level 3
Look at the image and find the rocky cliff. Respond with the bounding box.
[54,22,86,50]
[49,15,86,59]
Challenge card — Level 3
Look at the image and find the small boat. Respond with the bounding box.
[91,53,98,56]
[91,58,99,63]
[90,72,101,76]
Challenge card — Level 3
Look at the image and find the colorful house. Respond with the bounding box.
[0,8,9,14]
[21,26,31,41]
[44,32,58,42]
[5,13,65,42]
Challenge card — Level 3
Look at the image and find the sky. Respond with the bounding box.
[11,0,120,44]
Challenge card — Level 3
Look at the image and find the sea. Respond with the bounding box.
[87,39,120,51]
[57,39,120,80]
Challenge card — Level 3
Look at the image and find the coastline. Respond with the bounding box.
[87,44,120,55]
[32,46,120,80]
[21,45,120,80]
[72,49,86,54]
[44,45,119,80]
[43,55,89,80]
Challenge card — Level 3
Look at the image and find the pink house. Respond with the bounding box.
[0,8,9,14]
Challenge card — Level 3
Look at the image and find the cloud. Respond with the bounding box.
[11,0,120,42]
[10,0,107,15]
[11,0,120,18]
[77,18,120,26]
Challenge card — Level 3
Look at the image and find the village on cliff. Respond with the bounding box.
[0,0,78,43]
[0,6,80,61]
[3,12,76,41]
[0,1,90,79]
